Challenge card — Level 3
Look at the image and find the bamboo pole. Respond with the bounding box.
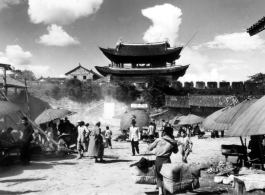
[24,79,31,119]
[2,68,8,128]
[0,90,58,146]
[258,136,265,170]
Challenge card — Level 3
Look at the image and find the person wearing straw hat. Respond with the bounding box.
[87,121,105,163]
[147,126,179,195]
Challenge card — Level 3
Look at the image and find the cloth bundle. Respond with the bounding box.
[130,157,156,185]
[130,165,156,185]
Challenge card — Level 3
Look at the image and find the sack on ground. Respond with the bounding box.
[132,175,156,185]
[131,165,155,176]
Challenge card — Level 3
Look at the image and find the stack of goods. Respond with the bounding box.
[160,163,200,194]
[207,161,236,185]
[206,161,235,175]
[130,157,156,185]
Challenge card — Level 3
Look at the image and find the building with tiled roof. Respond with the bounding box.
[65,63,102,81]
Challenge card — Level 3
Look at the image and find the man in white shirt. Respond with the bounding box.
[129,120,141,156]
[77,120,90,159]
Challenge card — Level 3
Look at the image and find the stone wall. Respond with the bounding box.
[173,81,265,92]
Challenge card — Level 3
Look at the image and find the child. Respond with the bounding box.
[179,130,193,163]
[105,126,112,149]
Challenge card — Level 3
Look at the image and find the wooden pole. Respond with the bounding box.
[258,136,265,170]
[0,90,57,145]
[2,68,7,128]
[24,79,31,119]
[240,136,248,167]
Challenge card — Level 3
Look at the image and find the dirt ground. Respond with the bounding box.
[0,126,242,195]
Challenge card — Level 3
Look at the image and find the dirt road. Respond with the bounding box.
[0,127,241,195]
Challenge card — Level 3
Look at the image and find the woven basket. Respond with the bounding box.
[163,178,199,194]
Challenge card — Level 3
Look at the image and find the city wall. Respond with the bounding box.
[172,81,264,92]
[25,80,265,93]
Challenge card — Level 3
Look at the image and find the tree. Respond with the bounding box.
[247,72,265,83]
[65,78,83,100]
[115,81,139,103]
[10,69,36,81]
[142,75,170,109]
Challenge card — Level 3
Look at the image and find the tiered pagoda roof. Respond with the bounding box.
[99,41,183,64]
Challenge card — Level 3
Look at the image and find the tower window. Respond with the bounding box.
[83,76,86,80]
[74,76,77,79]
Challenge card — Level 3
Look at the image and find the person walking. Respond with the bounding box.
[20,117,34,165]
[179,129,193,163]
[105,126,112,149]
[76,120,89,159]
[147,122,155,140]
[87,121,105,163]
[129,120,141,156]
[147,127,179,195]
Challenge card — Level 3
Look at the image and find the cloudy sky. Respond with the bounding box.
[1,0,265,82]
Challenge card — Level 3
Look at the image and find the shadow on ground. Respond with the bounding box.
[144,189,229,195]
[0,190,40,194]
[0,178,46,183]
[101,159,133,164]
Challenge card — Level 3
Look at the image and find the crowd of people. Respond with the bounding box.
[0,116,114,165]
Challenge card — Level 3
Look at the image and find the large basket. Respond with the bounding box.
[163,178,200,194]
[131,165,156,185]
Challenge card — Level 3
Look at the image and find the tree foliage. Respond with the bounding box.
[247,72,265,82]
[115,81,139,103]
[10,69,36,81]
[142,75,170,109]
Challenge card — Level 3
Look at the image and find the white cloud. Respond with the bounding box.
[4,45,32,65]
[222,59,244,64]
[0,0,21,12]
[28,0,103,25]
[142,4,182,46]
[194,32,265,51]
[0,45,51,77]
[178,47,227,82]
[37,24,79,46]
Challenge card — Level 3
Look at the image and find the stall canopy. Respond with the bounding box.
[35,108,76,125]
[202,107,230,131]
[170,116,185,125]
[228,96,265,136]
[215,98,258,125]
[0,101,20,117]
[178,114,204,126]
